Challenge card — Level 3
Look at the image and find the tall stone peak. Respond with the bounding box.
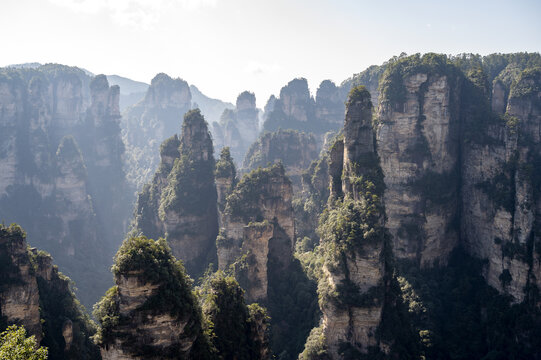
[133,109,218,277]
[236,90,256,111]
[242,129,319,189]
[123,72,194,189]
[144,72,191,108]
[315,80,341,105]
[214,91,260,164]
[280,77,311,99]
[343,86,374,165]
[180,108,214,162]
[263,94,277,115]
[95,236,213,359]
[299,86,414,358]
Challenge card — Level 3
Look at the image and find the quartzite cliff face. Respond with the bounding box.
[0,224,100,359]
[374,54,541,303]
[133,109,218,277]
[376,59,462,266]
[242,129,319,188]
[96,237,212,360]
[0,66,129,309]
[122,73,192,188]
[217,163,295,303]
[304,87,396,358]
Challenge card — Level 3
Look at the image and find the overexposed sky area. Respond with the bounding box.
[1,0,540,105]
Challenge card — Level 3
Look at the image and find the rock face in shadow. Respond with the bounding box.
[303,86,398,358]
[0,224,101,360]
[0,66,129,309]
[217,163,294,303]
[122,73,193,188]
[213,91,260,164]
[242,129,319,189]
[263,78,345,138]
[133,109,218,277]
[462,68,541,302]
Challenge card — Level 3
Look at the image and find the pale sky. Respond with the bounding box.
[1,0,540,106]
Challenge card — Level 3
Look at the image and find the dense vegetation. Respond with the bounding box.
[224,162,289,221]
[398,249,541,359]
[215,147,236,180]
[198,271,269,360]
[0,325,48,360]
[32,251,101,360]
[94,235,213,358]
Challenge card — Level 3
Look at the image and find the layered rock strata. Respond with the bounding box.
[0,224,100,359]
[217,163,295,303]
[0,66,129,308]
[242,129,319,188]
[133,109,218,277]
[96,236,212,360]
[313,86,391,357]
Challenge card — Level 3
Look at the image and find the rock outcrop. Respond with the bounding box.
[133,109,218,277]
[215,147,236,227]
[315,80,346,129]
[242,129,319,188]
[371,53,541,303]
[95,236,213,360]
[376,56,462,266]
[217,162,318,358]
[217,163,294,303]
[122,73,193,188]
[302,86,399,358]
[199,271,270,360]
[0,66,129,309]
[264,78,343,136]
[0,224,101,359]
[462,67,541,302]
[213,91,260,164]
[0,225,42,342]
